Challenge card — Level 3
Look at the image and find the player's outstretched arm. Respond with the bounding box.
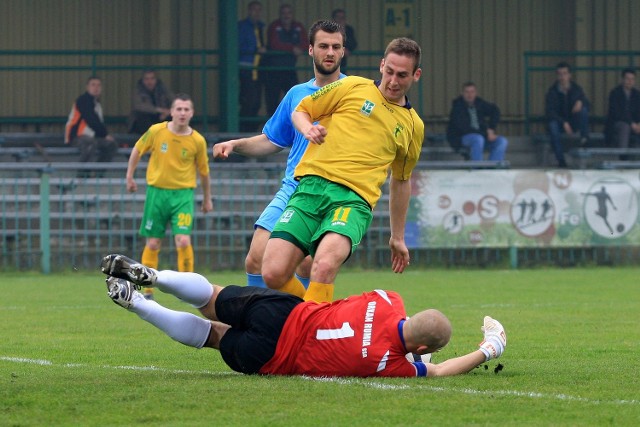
[213,134,282,159]
[426,316,507,377]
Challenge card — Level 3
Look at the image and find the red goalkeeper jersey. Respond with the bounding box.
[259,290,424,377]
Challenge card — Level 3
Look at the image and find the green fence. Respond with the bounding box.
[3,161,640,273]
[0,161,395,272]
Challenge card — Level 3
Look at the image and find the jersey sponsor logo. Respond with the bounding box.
[161,142,168,153]
[360,100,375,117]
[181,148,188,158]
[279,209,295,223]
[361,301,377,358]
[310,79,342,100]
[382,102,395,113]
[144,219,153,231]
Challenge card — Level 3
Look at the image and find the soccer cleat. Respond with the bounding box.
[479,316,507,361]
[100,254,157,287]
[105,276,141,309]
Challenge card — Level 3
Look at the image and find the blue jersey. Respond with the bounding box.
[262,75,346,187]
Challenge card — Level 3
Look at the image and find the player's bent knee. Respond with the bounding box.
[310,258,341,283]
[262,270,287,290]
[175,234,191,248]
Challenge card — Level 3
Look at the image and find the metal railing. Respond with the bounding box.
[0,49,401,134]
[3,161,640,272]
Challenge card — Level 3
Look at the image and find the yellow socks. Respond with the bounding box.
[304,281,334,303]
[177,245,194,272]
[141,247,160,299]
[141,247,160,269]
[278,275,307,299]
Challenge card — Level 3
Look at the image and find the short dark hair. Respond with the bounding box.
[622,68,636,77]
[462,81,476,90]
[556,61,572,72]
[86,75,101,84]
[172,93,193,107]
[384,38,422,72]
[308,20,345,46]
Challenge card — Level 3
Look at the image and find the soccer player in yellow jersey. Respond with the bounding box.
[125,93,213,299]
[261,38,425,303]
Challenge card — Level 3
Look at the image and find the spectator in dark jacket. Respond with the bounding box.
[238,1,266,132]
[331,9,357,74]
[262,4,307,116]
[65,76,118,177]
[446,82,508,161]
[544,62,590,168]
[128,69,174,135]
[605,68,640,152]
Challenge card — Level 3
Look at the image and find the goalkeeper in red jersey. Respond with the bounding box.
[102,253,507,378]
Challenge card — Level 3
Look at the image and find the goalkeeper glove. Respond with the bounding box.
[479,316,507,361]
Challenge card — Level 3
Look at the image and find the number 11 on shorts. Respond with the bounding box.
[332,207,351,224]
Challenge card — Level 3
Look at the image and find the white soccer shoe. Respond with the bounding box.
[479,316,507,361]
[101,254,157,287]
[405,352,432,364]
[105,276,142,309]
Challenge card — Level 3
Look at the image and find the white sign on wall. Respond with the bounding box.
[406,169,640,248]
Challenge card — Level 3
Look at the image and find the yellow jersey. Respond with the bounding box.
[294,76,424,209]
[135,122,210,189]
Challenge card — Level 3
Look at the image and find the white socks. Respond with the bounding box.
[129,292,211,349]
[154,270,214,308]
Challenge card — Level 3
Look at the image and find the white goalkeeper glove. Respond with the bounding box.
[479,316,507,361]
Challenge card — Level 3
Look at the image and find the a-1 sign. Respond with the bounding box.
[384,0,415,45]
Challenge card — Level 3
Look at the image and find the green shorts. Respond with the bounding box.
[271,176,372,257]
[140,186,195,238]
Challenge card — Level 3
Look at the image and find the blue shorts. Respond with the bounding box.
[254,180,298,232]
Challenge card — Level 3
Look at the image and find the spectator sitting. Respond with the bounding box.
[128,69,174,135]
[605,68,640,158]
[446,82,508,161]
[64,76,118,178]
[544,61,590,168]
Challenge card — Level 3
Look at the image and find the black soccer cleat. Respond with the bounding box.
[100,254,157,287]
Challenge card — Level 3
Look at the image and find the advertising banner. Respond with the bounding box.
[407,169,640,248]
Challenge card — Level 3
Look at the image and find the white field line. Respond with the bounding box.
[3,356,638,406]
[306,376,640,406]
[0,356,237,377]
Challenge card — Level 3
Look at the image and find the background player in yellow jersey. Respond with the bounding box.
[126,93,213,299]
[261,38,424,303]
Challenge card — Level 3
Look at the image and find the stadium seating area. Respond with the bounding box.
[3,130,640,271]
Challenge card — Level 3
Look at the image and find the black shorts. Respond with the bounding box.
[216,285,303,374]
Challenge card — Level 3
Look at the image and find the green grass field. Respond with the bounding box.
[1,267,639,426]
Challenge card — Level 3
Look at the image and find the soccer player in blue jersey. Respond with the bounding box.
[213,20,346,289]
